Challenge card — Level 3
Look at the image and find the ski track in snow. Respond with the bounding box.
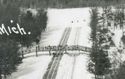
[7,8,94,79]
[55,8,93,79]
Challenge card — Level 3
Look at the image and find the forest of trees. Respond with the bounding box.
[0,0,125,8]
[0,3,47,79]
[88,8,112,79]
[88,6,125,79]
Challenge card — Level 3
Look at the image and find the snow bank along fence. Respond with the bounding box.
[20,45,92,58]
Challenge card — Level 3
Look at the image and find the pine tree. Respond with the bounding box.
[0,4,47,78]
[0,39,21,78]
[19,9,47,47]
[88,8,111,79]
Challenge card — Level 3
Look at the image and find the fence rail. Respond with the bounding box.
[39,45,92,52]
[19,45,92,58]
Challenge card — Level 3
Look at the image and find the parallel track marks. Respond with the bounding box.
[43,27,71,79]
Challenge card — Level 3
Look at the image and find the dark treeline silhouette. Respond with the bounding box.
[88,8,113,79]
[88,6,125,79]
[101,7,125,79]
[0,3,47,79]
[0,0,125,8]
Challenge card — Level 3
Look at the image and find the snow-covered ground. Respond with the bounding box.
[7,54,52,79]
[56,55,92,79]
[40,8,92,47]
[7,7,93,79]
[55,8,93,79]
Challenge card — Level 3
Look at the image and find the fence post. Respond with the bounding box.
[49,45,51,55]
[49,50,51,55]
[38,44,40,51]
[22,51,24,58]
[36,46,38,57]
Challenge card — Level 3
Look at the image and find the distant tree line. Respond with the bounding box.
[0,0,125,8]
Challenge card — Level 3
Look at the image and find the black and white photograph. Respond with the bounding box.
[0,0,125,79]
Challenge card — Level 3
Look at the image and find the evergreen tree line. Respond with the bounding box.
[0,0,125,8]
[0,4,47,79]
[88,7,125,79]
[101,7,125,79]
[88,8,115,79]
